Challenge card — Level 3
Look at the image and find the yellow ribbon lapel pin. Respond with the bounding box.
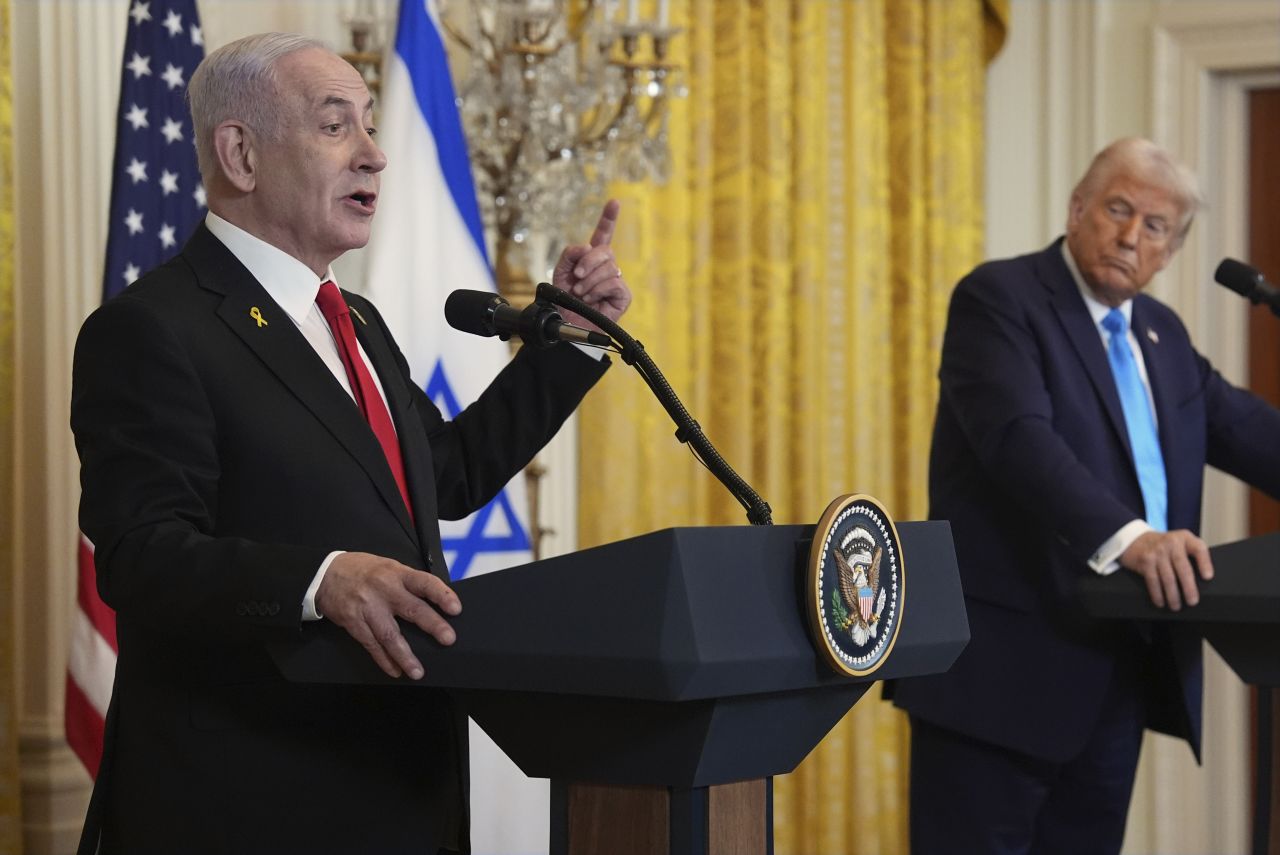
[249,307,268,328]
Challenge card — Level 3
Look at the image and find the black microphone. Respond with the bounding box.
[444,289,612,349]
[1215,258,1280,317]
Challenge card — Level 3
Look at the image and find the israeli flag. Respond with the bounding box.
[360,1,547,850]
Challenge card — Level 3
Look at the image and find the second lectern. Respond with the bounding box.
[1080,532,1280,855]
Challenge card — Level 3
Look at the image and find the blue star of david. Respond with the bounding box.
[425,360,532,580]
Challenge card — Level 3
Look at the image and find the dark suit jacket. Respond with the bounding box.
[892,238,1280,764]
[70,223,608,854]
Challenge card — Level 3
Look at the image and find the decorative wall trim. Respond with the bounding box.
[18,722,90,854]
[1131,5,1279,853]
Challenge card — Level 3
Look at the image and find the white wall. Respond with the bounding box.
[984,2,1280,852]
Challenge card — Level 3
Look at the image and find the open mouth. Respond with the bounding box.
[347,191,376,213]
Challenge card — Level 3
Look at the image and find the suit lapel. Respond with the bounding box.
[183,225,418,544]
[1040,244,1133,459]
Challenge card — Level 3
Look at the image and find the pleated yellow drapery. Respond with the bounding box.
[578,1,1007,852]
[0,0,24,849]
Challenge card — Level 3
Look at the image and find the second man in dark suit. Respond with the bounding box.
[892,137,1280,854]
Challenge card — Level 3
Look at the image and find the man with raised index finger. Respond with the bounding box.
[70,32,630,855]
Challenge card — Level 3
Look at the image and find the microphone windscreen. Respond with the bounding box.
[1214,258,1261,297]
[444,289,504,337]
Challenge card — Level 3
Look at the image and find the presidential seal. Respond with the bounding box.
[806,494,905,677]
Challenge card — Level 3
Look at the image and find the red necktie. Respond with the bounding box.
[315,281,414,522]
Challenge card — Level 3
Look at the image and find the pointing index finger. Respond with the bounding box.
[589,199,621,248]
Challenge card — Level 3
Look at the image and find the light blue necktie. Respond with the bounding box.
[1101,308,1167,531]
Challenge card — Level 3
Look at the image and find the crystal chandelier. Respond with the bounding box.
[438,0,684,303]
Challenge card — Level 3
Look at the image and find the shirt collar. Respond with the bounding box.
[1061,239,1132,331]
[205,211,338,326]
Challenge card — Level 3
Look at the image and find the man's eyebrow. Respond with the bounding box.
[318,95,376,114]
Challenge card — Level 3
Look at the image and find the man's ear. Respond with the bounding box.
[1066,192,1084,232]
[213,121,256,193]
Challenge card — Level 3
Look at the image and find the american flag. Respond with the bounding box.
[66,0,205,778]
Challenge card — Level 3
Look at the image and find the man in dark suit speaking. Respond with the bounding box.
[70,32,629,855]
[891,138,1280,853]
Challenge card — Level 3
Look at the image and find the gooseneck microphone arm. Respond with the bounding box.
[535,282,774,526]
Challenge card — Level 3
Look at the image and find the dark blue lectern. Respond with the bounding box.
[271,522,969,855]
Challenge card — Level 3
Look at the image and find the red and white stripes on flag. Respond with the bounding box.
[65,537,116,777]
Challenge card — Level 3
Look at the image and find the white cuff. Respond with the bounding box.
[301,551,344,621]
[1088,520,1153,576]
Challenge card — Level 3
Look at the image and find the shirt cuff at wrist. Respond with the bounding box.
[302,551,344,621]
[1088,520,1153,576]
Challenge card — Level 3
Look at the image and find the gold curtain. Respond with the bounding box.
[579,1,1007,852]
[0,0,23,848]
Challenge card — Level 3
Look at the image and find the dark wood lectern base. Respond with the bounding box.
[1258,687,1280,855]
[550,779,773,855]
